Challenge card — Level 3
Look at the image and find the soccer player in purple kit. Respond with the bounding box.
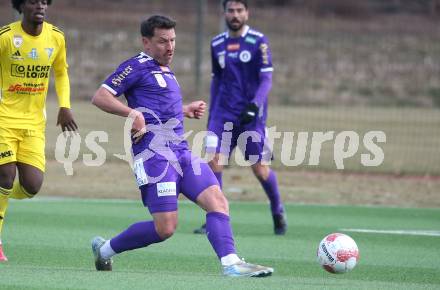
[193,0,287,235]
[90,15,273,277]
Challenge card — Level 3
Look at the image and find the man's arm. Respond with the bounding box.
[252,35,274,106]
[92,87,133,117]
[239,36,273,125]
[252,71,272,106]
[53,34,77,132]
[92,87,145,143]
[240,72,272,125]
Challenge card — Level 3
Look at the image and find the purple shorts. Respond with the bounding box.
[133,148,219,214]
[205,120,273,162]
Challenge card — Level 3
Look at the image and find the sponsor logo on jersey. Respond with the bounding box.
[245,36,256,44]
[13,35,23,48]
[157,182,177,197]
[10,50,24,61]
[133,158,148,186]
[45,48,54,59]
[228,52,238,58]
[7,83,46,94]
[259,43,269,65]
[11,64,50,78]
[239,50,252,62]
[28,48,39,60]
[0,150,13,159]
[218,51,226,69]
[227,43,240,51]
[154,73,167,88]
[111,65,133,86]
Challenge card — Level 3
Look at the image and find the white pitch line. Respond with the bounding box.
[340,228,440,237]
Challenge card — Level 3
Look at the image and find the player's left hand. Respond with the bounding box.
[239,102,259,125]
[57,107,78,132]
[185,101,206,119]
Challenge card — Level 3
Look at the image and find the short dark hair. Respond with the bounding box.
[140,15,176,38]
[222,0,248,10]
[11,0,52,13]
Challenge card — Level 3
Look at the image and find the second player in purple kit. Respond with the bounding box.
[194,0,287,235]
[90,15,273,277]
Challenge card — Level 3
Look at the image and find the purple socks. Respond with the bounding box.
[259,170,284,215]
[110,220,162,253]
[206,212,236,259]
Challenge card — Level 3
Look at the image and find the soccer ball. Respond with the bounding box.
[317,233,359,274]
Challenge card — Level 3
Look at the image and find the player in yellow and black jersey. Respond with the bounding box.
[0,0,78,262]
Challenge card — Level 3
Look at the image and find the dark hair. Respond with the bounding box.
[140,15,176,38]
[222,0,248,10]
[11,0,52,13]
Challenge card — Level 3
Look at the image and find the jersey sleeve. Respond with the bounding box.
[211,42,222,78]
[252,36,273,105]
[256,36,273,73]
[52,32,71,108]
[0,33,6,100]
[101,62,139,97]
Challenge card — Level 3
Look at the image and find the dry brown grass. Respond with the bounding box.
[1,1,439,106]
[41,160,440,208]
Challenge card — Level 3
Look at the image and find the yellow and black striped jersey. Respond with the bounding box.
[0,21,71,130]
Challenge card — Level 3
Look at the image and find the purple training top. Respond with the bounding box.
[209,25,274,122]
[102,52,187,151]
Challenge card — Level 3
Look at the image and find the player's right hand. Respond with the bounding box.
[130,110,146,144]
[239,102,259,125]
[57,107,78,132]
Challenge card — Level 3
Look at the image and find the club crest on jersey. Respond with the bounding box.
[13,35,23,48]
[154,74,167,88]
[218,52,226,69]
[28,48,38,60]
[239,50,252,63]
[45,48,54,59]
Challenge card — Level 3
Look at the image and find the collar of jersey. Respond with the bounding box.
[226,25,249,39]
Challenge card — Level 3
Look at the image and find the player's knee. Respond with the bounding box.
[252,164,270,181]
[216,193,229,214]
[208,188,229,214]
[0,176,14,190]
[21,180,42,196]
[155,219,177,240]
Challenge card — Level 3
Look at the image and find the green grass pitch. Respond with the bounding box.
[1,198,439,290]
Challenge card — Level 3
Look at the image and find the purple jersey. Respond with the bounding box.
[102,52,187,150]
[210,25,273,121]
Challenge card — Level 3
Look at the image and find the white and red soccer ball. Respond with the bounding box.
[317,233,359,274]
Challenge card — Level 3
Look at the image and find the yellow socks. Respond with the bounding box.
[10,181,33,200]
[0,186,12,236]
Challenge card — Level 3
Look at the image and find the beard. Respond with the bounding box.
[226,19,244,32]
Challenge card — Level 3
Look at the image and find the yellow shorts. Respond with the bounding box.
[0,127,45,172]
